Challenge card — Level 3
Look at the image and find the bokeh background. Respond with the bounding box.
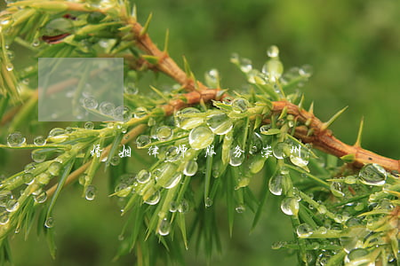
[1,0,400,265]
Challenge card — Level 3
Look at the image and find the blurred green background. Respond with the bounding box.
[1,0,400,265]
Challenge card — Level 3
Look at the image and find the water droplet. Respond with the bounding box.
[344,175,357,184]
[124,82,138,94]
[85,185,97,201]
[330,182,345,197]
[158,218,171,236]
[83,97,98,109]
[267,45,279,58]
[297,223,313,237]
[32,39,41,47]
[7,132,26,147]
[23,173,34,184]
[317,205,327,214]
[169,201,178,212]
[6,63,13,71]
[136,135,151,148]
[229,147,245,167]
[110,155,120,166]
[134,107,148,118]
[48,128,68,143]
[189,126,214,150]
[280,197,299,216]
[137,169,151,183]
[7,50,14,60]
[345,248,371,265]
[178,199,189,213]
[99,102,115,116]
[269,174,283,195]
[175,107,204,130]
[183,160,198,176]
[206,111,233,135]
[37,172,50,185]
[230,53,239,64]
[289,146,310,168]
[114,183,132,197]
[34,191,47,203]
[299,65,313,77]
[144,189,160,205]
[235,205,246,213]
[0,212,10,225]
[165,146,181,162]
[44,217,55,228]
[273,142,289,159]
[114,105,131,122]
[164,173,182,189]
[231,98,249,113]
[156,126,172,141]
[48,161,62,176]
[239,58,252,73]
[205,69,219,88]
[271,241,287,250]
[205,197,213,207]
[6,199,19,212]
[359,163,387,186]
[263,57,284,83]
[33,136,46,146]
[84,121,94,130]
[31,150,47,163]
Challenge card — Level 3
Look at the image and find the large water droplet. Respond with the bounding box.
[205,197,213,208]
[231,98,249,113]
[169,201,178,212]
[136,135,151,148]
[296,223,313,237]
[114,183,132,197]
[137,169,151,183]
[85,185,97,201]
[299,65,313,78]
[269,174,283,195]
[5,63,13,72]
[330,182,345,197]
[156,126,172,141]
[31,150,47,163]
[289,145,310,168]
[280,197,299,216]
[7,132,26,147]
[359,163,387,186]
[183,160,198,176]
[48,161,62,176]
[134,107,148,118]
[175,108,204,130]
[262,58,284,82]
[273,142,289,159]
[158,218,171,236]
[48,128,68,143]
[33,136,47,146]
[144,189,160,205]
[189,126,214,150]
[206,111,233,135]
[99,102,115,116]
